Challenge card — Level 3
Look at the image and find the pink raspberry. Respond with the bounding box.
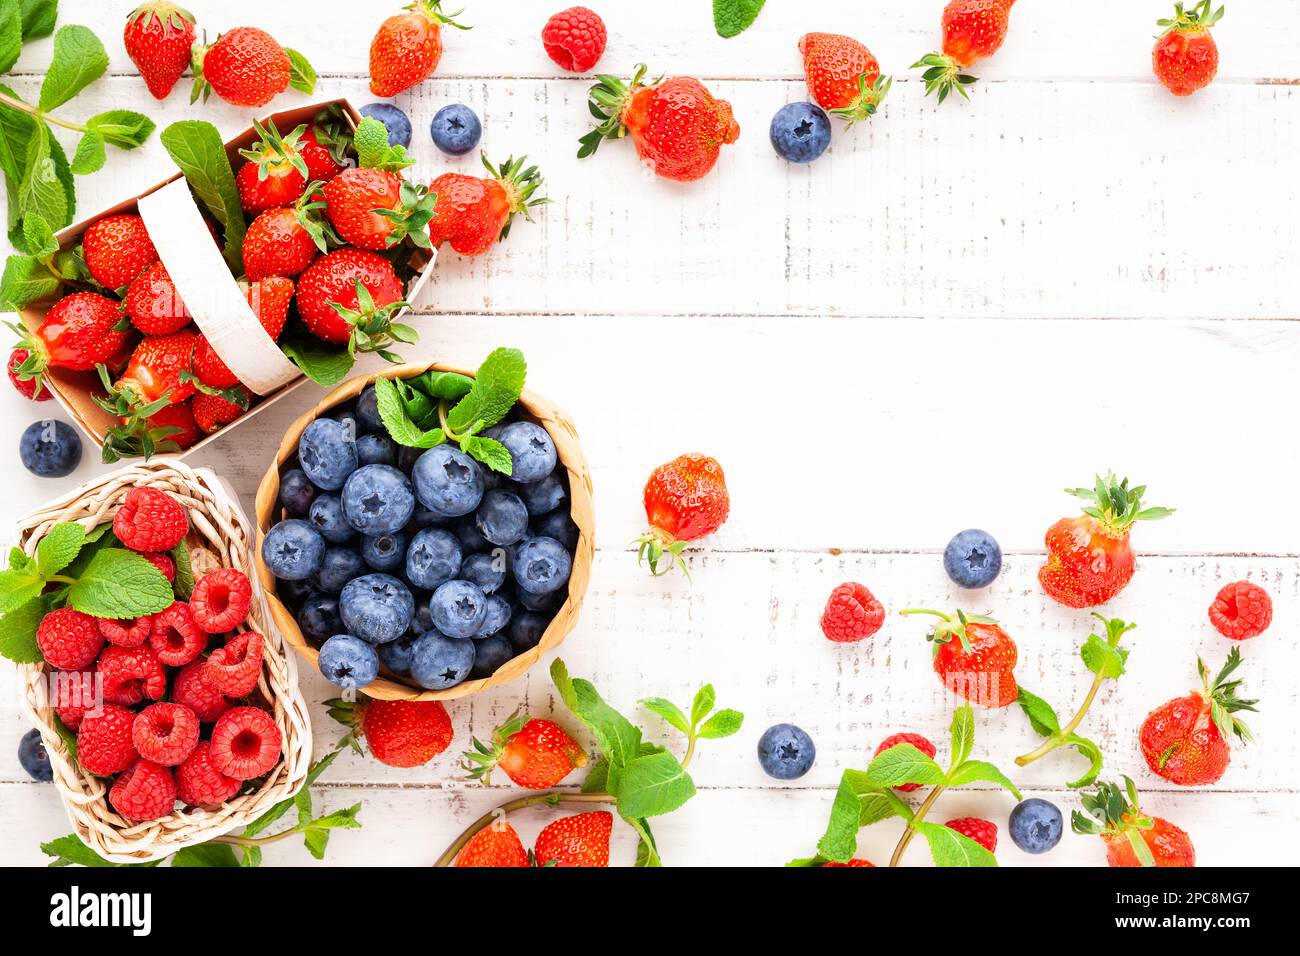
[98,644,166,705]
[209,706,281,780]
[97,614,152,648]
[204,631,264,697]
[945,816,998,853]
[190,568,252,633]
[176,741,240,807]
[820,582,885,643]
[173,659,230,723]
[149,601,206,666]
[132,702,200,766]
[113,486,188,552]
[542,7,607,73]
[1208,581,1272,641]
[109,759,176,822]
[36,607,104,670]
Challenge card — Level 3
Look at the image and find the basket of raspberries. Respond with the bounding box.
[7,461,311,863]
[254,348,594,701]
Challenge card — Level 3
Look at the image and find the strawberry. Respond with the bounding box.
[82,214,159,290]
[294,247,408,349]
[1153,2,1223,97]
[97,333,199,460]
[235,120,313,215]
[123,2,197,100]
[330,696,454,768]
[454,819,530,868]
[1073,777,1196,867]
[323,167,435,252]
[193,389,248,434]
[191,27,294,108]
[463,713,587,790]
[1038,472,1174,608]
[914,0,1018,103]
[368,1,469,99]
[427,155,548,257]
[797,33,891,125]
[124,261,191,335]
[822,859,875,867]
[534,811,613,867]
[110,331,198,406]
[634,453,730,576]
[299,124,347,184]
[8,348,52,400]
[103,399,199,461]
[192,277,294,389]
[243,199,327,280]
[581,66,740,182]
[1139,648,1256,787]
[901,608,1018,708]
[8,294,130,393]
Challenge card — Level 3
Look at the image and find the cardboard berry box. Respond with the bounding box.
[15,98,435,461]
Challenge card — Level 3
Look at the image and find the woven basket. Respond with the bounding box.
[14,461,313,863]
[254,362,595,702]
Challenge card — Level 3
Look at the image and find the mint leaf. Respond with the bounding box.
[690,684,716,726]
[375,376,445,448]
[696,708,743,739]
[616,751,695,819]
[171,541,195,599]
[629,817,661,867]
[21,212,56,257]
[413,370,473,401]
[280,329,354,387]
[865,743,946,788]
[171,843,240,867]
[285,48,316,94]
[66,548,173,618]
[914,820,998,867]
[41,834,125,868]
[551,658,642,773]
[38,25,109,112]
[86,110,155,150]
[18,121,71,239]
[817,769,895,862]
[1017,687,1061,737]
[1081,633,1128,679]
[0,596,44,662]
[640,697,690,735]
[37,522,86,576]
[160,120,246,272]
[446,348,526,435]
[70,126,105,175]
[1063,734,1105,789]
[19,0,57,41]
[946,759,1023,800]
[0,565,44,613]
[0,4,21,75]
[460,435,511,475]
[713,0,766,38]
[0,252,60,308]
[950,704,975,767]
[393,377,434,425]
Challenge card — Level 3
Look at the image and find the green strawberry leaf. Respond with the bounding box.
[629,817,662,867]
[713,0,766,38]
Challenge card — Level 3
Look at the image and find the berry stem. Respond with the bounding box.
[0,91,89,133]
[1015,670,1105,767]
[888,784,946,867]
[432,790,615,867]
[898,608,950,622]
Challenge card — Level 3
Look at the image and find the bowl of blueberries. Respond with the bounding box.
[253,356,593,701]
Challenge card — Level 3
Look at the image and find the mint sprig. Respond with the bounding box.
[713,0,765,38]
[159,120,246,273]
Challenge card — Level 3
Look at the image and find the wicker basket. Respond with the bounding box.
[14,461,313,863]
[254,362,595,702]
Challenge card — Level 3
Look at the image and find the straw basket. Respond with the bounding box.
[14,461,312,863]
[254,362,595,702]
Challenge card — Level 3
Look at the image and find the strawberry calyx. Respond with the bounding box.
[1157,1,1224,35]
[632,526,690,579]
[408,1,471,31]
[1196,646,1258,744]
[912,52,977,104]
[292,182,336,252]
[899,607,996,655]
[578,63,655,158]
[1072,776,1158,865]
[310,107,354,169]
[127,1,195,33]
[5,320,51,396]
[325,696,369,755]
[830,73,893,126]
[329,279,414,361]
[460,711,528,785]
[177,370,249,408]
[239,119,310,184]
[373,180,436,250]
[481,153,550,242]
[1063,471,1174,536]
[94,365,184,462]
[189,39,213,104]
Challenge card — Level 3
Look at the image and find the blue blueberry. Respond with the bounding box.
[397,444,422,473]
[361,532,407,571]
[309,494,353,543]
[405,527,463,590]
[328,402,360,436]
[340,573,414,644]
[18,728,51,782]
[278,467,317,516]
[297,592,342,643]
[19,420,81,478]
[413,445,484,517]
[943,529,1002,589]
[517,474,566,516]
[408,506,451,529]
[410,632,475,690]
[360,102,412,148]
[318,635,380,689]
[533,511,578,551]
[379,634,417,676]
[453,515,490,554]
[476,490,529,546]
[342,464,415,536]
[408,594,436,636]
[262,519,325,580]
[469,633,512,679]
[277,576,315,608]
[757,723,816,780]
[298,418,358,491]
[356,433,396,467]
[356,384,384,434]
[513,536,571,595]
[515,586,559,613]
[430,579,488,639]
[508,610,547,654]
[314,547,366,593]
[430,103,481,156]
[769,102,831,164]
[460,551,506,594]
[1008,798,1064,854]
[498,422,556,483]
[477,594,511,637]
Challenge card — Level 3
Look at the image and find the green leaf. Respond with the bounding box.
[354,117,394,170]
[616,751,696,819]
[696,708,743,739]
[18,121,71,239]
[280,328,354,387]
[0,596,44,662]
[914,820,998,867]
[1127,828,1156,867]
[1081,634,1129,679]
[446,348,526,435]
[39,25,109,112]
[171,843,240,867]
[285,48,316,94]
[1017,687,1061,738]
[581,756,609,793]
[628,817,661,867]
[816,769,896,862]
[85,110,155,150]
[21,209,56,256]
[0,3,23,74]
[19,0,58,41]
[70,126,105,175]
[945,759,1023,800]
[460,435,511,475]
[159,120,246,272]
[65,548,174,618]
[640,697,690,735]
[713,0,766,38]
[37,522,85,576]
[374,376,445,448]
[864,743,946,789]
[0,565,43,613]
[171,541,195,599]
[41,834,125,867]
[413,370,473,401]
[1063,733,1105,789]
[690,684,716,727]
[0,253,58,309]
[551,659,642,773]
[950,704,975,768]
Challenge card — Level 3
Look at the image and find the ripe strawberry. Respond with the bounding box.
[235,121,314,215]
[124,261,191,335]
[193,390,248,434]
[901,608,1018,708]
[192,27,293,107]
[821,582,885,643]
[123,2,197,100]
[97,644,167,705]
[454,819,529,868]
[542,7,607,73]
[1139,648,1256,787]
[77,704,140,776]
[107,398,200,460]
[331,697,453,768]
[176,741,240,807]
[426,155,548,257]
[192,276,294,390]
[299,124,346,183]
[324,167,435,252]
[945,816,998,853]
[8,348,52,400]
[109,331,198,407]
[534,810,613,867]
[115,487,188,552]
[914,0,1018,103]
[797,32,891,125]
[634,453,730,576]
[82,214,159,289]
[822,859,875,867]
[132,702,200,766]
[873,733,937,793]
[368,1,468,98]
[109,759,176,822]
[463,713,587,789]
[209,706,281,780]
[1153,2,1223,97]
[243,201,327,280]
[1209,581,1272,641]
[582,67,740,182]
[9,294,130,391]
[37,607,105,670]
[1038,472,1174,608]
[205,631,265,697]
[294,247,407,348]
[1073,777,1196,867]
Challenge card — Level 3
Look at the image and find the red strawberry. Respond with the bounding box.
[874,733,937,793]
[324,167,435,252]
[1038,472,1174,608]
[797,33,891,125]
[582,67,740,182]
[1153,2,1223,97]
[822,859,875,867]
[299,124,346,184]
[427,155,548,257]
[191,276,294,391]
[82,214,159,290]
[9,294,131,397]
[235,120,312,215]
[914,0,1018,103]
[110,331,198,406]
[542,7,607,73]
[1139,648,1256,787]
[368,1,468,98]
[243,201,327,280]
[294,247,407,348]
[124,261,191,335]
[134,399,200,456]
[945,816,998,853]
[193,390,248,434]
[901,608,1018,708]
[634,453,730,576]
[454,819,529,868]
[192,27,294,108]
[463,714,587,790]
[123,2,197,100]
[1074,777,1196,867]
[332,697,453,768]
[534,810,613,867]
[8,348,52,401]
[1208,581,1272,641]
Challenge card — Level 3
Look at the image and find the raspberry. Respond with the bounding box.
[97,644,166,705]
[820,582,885,643]
[173,659,230,722]
[1209,581,1273,641]
[176,741,240,807]
[190,568,252,633]
[50,671,99,729]
[144,552,176,582]
[9,348,52,401]
[874,732,937,793]
[113,486,189,552]
[97,614,152,648]
[132,702,200,766]
[77,704,138,776]
[204,631,264,697]
[36,607,104,670]
[945,816,998,853]
[149,601,206,666]
[822,859,875,867]
[209,706,281,780]
[109,759,176,822]
[541,6,607,72]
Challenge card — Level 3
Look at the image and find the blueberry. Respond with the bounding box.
[430,579,488,639]
[943,529,1002,589]
[405,527,463,590]
[19,420,81,478]
[361,531,407,571]
[18,728,51,782]
[297,592,342,643]
[413,445,484,517]
[409,506,451,529]
[460,551,506,594]
[408,594,436,636]
[397,444,422,473]
[769,102,831,164]
[329,402,361,435]
[314,547,366,593]
[508,610,547,654]
[309,494,353,543]
[278,576,315,608]
[513,536,571,595]
[430,103,482,156]
[533,510,579,551]
[298,418,358,491]
[262,519,326,580]
[379,634,417,676]
[410,632,475,689]
[360,102,413,148]
[356,384,384,434]
[340,573,414,644]
[757,723,816,780]
[453,514,490,554]
[469,633,512,679]
[278,467,317,516]
[475,490,529,546]
[477,594,512,637]
[1008,798,1064,854]
[518,474,566,516]
[318,635,380,689]
[515,586,560,613]
[356,433,396,466]
[342,463,415,536]
[498,422,556,483]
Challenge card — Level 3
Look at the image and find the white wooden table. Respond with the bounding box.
[1,0,1297,867]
